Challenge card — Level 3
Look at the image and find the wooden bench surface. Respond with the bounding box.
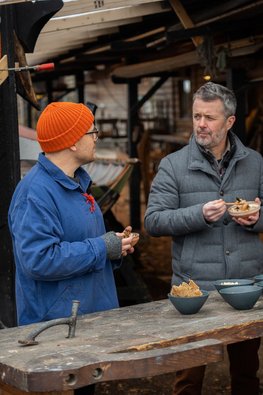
[1,291,263,393]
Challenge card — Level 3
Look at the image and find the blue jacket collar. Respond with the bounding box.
[38,153,92,192]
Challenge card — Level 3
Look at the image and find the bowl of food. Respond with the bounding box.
[168,280,209,315]
[213,279,254,292]
[219,285,261,310]
[227,198,260,218]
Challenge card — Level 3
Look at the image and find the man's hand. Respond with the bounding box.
[232,197,261,227]
[203,199,227,223]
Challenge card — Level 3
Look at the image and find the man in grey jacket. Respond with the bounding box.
[144,82,263,395]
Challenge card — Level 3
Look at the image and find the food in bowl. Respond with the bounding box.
[231,197,250,211]
[214,278,254,292]
[227,198,260,218]
[170,279,202,297]
[168,289,209,315]
[168,279,209,314]
[123,228,140,247]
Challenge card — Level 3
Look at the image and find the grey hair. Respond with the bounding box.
[193,82,237,117]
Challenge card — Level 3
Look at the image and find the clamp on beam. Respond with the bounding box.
[0,56,54,86]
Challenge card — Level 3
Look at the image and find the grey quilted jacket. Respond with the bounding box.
[144,133,263,290]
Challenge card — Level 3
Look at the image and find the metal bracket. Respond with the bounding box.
[18,300,80,346]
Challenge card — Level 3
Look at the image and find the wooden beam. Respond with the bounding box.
[197,0,263,27]
[127,79,141,230]
[0,0,32,5]
[26,21,138,65]
[0,0,19,329]
[112,50,199,79]
[0,0,162,8]
[42,3,169,33]
[25,1,169,65]
[131,74,169,114]
[126,26,165,42]
[112,34,263,78]
[168,0,203,47]
[57,0,164,16]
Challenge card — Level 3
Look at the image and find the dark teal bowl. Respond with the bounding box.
[254,280,263,292]
[213,279,254,292]
[168,290,209,315]
[254,274,263,283]
[219,285,261,310]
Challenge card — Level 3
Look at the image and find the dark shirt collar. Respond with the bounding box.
[196,132,237,177]
[197,132,236,160]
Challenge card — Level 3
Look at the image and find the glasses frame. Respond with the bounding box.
[85,126,100,141]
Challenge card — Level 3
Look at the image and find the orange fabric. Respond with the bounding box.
[36,102,94,152]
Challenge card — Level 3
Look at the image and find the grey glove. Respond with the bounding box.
[101,231,122,260]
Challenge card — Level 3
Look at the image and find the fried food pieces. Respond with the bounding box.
[233,197,250,212]
[227,198,260,218]
[123,228,140,247]
[123,228,131,238]
[170,279,202,297]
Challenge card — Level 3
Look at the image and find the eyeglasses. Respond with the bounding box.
[85,126,99,141]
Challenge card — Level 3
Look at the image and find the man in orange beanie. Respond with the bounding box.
[8,101,134,395]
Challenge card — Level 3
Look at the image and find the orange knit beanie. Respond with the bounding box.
[36,102,94,152]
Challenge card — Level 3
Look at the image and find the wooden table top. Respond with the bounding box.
[1,291,263,393]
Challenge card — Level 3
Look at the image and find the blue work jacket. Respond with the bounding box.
[8,153,119,325]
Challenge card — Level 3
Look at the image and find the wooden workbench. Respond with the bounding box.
[1,291,263,394]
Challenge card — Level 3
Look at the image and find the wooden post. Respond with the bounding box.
[46,79,53,103]
[127,79,141,230]
[76,71,84,103]
[226,68,247,144]
[0,5,20,327]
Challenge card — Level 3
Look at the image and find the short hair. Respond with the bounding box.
[193,82,237,117]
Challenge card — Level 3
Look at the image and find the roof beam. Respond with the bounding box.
[58,0,164,16]
[112,50,199,79]
[0,0,163,7]
[168,0,203,47]
[43,2,170,33]
[196,0,263,26]
[0,0,31,5]
[112,35,263,79]
[26,18,142,64]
